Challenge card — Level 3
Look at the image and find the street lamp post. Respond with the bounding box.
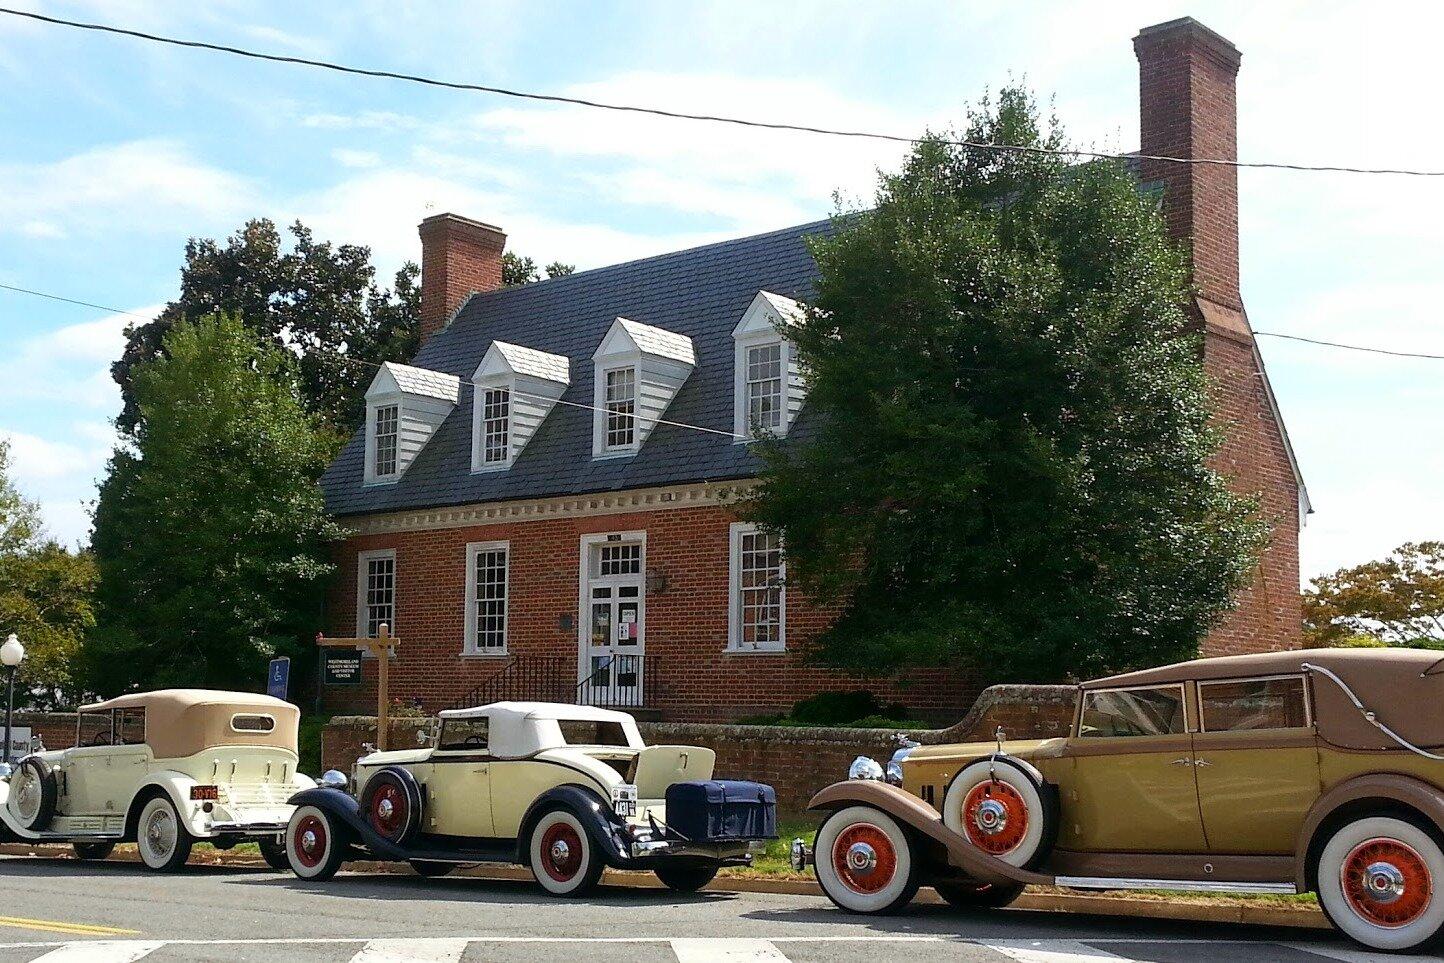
[1,633,24,766]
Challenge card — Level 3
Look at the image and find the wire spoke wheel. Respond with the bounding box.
[1342,837,1434,929]
[962,780,1029,856]
[539,822,584,883]
[831,823,898,895]
[293,814,328,870]
[369,783,407,838]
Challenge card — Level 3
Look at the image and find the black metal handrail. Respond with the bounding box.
[577,652,651,709]
[455,656,568,710]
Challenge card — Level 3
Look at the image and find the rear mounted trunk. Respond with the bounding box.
[664,780,777,842]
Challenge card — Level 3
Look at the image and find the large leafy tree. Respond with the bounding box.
[745,87,1263,683]
[86,317,342,694]
[1304,542,1444,649]
[0,440,97,708]
[112,219,420,440]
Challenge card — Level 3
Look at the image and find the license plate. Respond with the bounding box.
[612,785,638,818]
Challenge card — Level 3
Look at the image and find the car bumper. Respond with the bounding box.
[627,837,769,861]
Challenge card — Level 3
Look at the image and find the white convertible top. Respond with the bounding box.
[437,701,643,757]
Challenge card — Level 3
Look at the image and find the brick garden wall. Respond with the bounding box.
[6,713,81,754]
[321,683,1074,814]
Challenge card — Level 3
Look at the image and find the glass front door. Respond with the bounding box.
[581,541,645,706]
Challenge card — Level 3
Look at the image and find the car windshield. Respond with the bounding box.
[556,720,632,747]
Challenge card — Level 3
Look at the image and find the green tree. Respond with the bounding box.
[502,251,576,287]
[0,440,97,708]
[745,87,1263,683]
[1304,542,1444,649]
[112,219,420,440]
[87,317,343,694]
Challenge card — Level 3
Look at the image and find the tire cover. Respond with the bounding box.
[9,758,57,831]
[943,756,1055,870]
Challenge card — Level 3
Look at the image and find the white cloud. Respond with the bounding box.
[0,308,155,411]
[18,220,65,239]
[332,148,382,169]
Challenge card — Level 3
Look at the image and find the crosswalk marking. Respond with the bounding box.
[28,941,165,962]
[670,939,791,962]
[349,938,469,962]
[982,941,1133,962]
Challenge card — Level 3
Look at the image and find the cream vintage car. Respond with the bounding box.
[285,702,776,896]
[794,649,1444,953]
[0,690,315,870]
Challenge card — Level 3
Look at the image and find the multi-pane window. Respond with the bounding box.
[730,525,784,650]
[373,404,399,477]
[482,388,510,465]
[599,543,642,576]
[467,543,509,654]
[745,343,783,432]
[360,553,395,638]
[604,368,636,449]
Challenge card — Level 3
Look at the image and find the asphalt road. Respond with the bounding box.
[0,856,1422,962]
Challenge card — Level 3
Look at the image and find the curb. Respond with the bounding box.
[0,843,1328,931]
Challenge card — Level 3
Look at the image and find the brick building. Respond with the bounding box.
[319,16,1308,723]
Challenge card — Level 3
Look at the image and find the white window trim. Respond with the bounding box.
[593,363,641,458]
[733,337,789,442]
[576,531,647,682]
[364,395,402,486]
[464,540,510,657]
[355,549,397,646]
[727,521,786,652]
[471,382,514,473]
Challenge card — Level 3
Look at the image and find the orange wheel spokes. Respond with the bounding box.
[961,780,1028,856]
[832,823,898,895]
[1341,837,1434,929]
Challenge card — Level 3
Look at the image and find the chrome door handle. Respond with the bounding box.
[473,765,488,773]
[1194,758,1212,767]
[1170,758,1192,766]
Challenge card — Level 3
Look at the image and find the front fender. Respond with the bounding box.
[287,786,412,861]
[807,780,1054,888]
[515,784,630,867]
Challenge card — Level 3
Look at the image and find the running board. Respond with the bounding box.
[1055,876,1298,895]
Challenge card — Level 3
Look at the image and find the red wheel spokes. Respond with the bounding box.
[370,783,406,838]
[961,780,1029,856]
[540,823,584,882]
[1341,837,1433,929]
[831,823,898,895]
[293,814,326,869]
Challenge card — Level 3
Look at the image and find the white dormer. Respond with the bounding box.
[471,341,570,472]
[733,291,806,440]
[363,362,461,486]
[591,317,696,458]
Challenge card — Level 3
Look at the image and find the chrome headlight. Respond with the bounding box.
[848,756,884,781]
[885,744,916,787]
[320,769,348,791]
[0,762,11,780]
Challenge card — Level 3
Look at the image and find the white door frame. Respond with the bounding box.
[576,531,647,704]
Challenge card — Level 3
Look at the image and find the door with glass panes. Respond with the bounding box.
[581,539,645,706]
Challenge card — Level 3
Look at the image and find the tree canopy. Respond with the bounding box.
[744,87,1263,683]
[86,316,342,694]
[502,251,575,287]
[1304,542,1444,649]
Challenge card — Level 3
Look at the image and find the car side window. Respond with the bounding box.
[1078,686,1187,738]
[1200,676,1310,732]
[438,718,489,752]
[77,710,113,746]
[116,708,145,745]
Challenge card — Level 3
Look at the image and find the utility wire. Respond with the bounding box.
[3,5,1443,178]
[0,282,153,319]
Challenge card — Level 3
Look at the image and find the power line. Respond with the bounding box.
[3,5,1443,178]
[1254,330,1444,361]
[0,282,152,319]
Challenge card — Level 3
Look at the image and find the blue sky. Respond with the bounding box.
[0,0,1440,583]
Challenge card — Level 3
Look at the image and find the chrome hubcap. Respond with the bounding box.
[974,798,1009,836]
[301,830,319,855]
[145,811,173,855]
[377,798,394,820]
[845,842,877,875]
[549,839,571,864]
[1364,862,1407,904]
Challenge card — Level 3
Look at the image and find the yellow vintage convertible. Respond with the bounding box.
[794,649,1444,953]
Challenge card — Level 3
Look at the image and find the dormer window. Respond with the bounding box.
[733,291,806,441]
[363,362,460,486]
[591,317,695,459]
[471,341,569,472]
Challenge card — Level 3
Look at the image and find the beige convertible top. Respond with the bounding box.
[80,689,299,759]
[1086,648,1444,752]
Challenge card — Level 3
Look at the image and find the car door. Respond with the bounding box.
[1193,675,1320,854]
[1060,684,1208,852]
[60,711,117,816]
[425,716,494,838]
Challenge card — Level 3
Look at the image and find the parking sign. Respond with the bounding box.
[267,656,291,700]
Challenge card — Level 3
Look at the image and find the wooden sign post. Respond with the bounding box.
[317,623,399,751]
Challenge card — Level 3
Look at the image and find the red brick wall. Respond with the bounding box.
[324,503,979,724]
[417,214,506,341]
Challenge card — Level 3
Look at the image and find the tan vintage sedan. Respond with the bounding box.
[794,649,1444,952]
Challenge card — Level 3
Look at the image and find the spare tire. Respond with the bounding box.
[942,756,1056,870]
[360,767,422,844]
[8,757,57,832]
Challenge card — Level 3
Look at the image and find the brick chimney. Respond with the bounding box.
[417,213,507,342]
[1134,17,1243,318]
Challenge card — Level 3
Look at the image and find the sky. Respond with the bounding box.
[0,0,1440,584]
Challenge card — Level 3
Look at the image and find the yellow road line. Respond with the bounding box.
[0,916,141,937]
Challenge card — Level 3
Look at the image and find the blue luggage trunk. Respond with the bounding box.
[664,780,777,842]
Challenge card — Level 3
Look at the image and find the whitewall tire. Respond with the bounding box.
[814,805,920,914]
[136,796,193,872]
[1316,815,1444,953]
[943,759,1048,868]
[528,809,603,897]
[286,805,346,881]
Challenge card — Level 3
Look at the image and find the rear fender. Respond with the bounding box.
[1294,773,1444,892]
[287,787,405,861]
[128,773,203,837]
[515,784,630,867]
[807,780,1054,887]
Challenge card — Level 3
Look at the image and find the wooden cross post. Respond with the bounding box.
[317,623,400,751]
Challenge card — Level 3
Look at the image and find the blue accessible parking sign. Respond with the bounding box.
[267,656,291,701]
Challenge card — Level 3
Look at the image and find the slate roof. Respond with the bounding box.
[376,362,462,402]
[323,217,832,518]
[608,317,697,365]
[489,341,571,384]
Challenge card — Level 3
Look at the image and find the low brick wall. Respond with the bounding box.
[321,684,1074,814]
[5,712,81,754]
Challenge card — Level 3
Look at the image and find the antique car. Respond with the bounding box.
[284,701,776,895]
[793,649,1444,952]
[0,689,315,871]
